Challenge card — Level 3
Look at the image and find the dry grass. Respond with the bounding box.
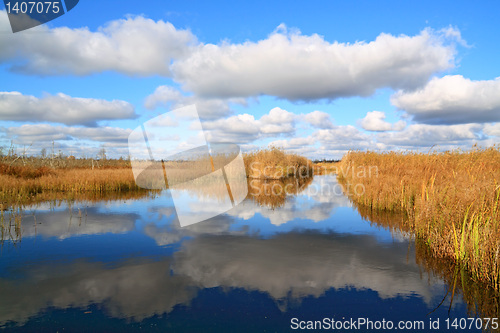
[337,146,500,291]
[1,148,314,207]
[2,155,131,169]
[313,161,341,175]
[244,147,313,179]
[0,163,146,207]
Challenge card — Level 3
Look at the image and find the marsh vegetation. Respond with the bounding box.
[337,146,500,293]
[243,147,314,179]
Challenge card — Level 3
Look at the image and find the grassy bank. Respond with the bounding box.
[337,146,500,291]
[0,159,144,207]
[1,148,314,206]
[244,147,313,179]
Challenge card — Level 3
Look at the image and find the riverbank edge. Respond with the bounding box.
[335,147,500,293]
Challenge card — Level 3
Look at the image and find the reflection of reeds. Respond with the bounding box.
[0,207,24,244]
[337,146,500,292]
[0,191,158,243]
[247,177,314,209]
[350,199,500,325]
[244,147,313,179]
[351,201,412,234]
[415,241,500,327]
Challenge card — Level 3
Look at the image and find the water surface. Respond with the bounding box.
[0,176,493,332]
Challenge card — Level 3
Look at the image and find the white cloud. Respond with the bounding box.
[4,124,132,144]
[268,123,374,159]
[391,75,500,124]
[260,107,296,134]
[171,27,458,100]
[359,111,406,131]
[269,137,316,149]
[314,125,372,150]
[144,86,184,109]
[0,92,136,126]
[202,107,296,143]
[144,85,246,119]
[484,123,500,137]
[302,110,334,129]
[376,123,483,148]
[0,13,196,76]
[268,121,495,159]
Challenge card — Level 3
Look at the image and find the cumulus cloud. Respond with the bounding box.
[391,75,500,124]
[302,110,335,129]
[376,123,483,148]
[269,136,317,150]
[171,27,459,100]
[484,123,500,137]
[314,125,372,150]
[0,13,196,76]
[144,85,246,119]
[269,121,495,159]
[268,124,375,159]
[202,107,296,143]
[4,124,132,144]
[359,111,406,131]
[0,92,136,126]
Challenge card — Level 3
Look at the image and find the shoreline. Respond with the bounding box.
[336,147,500,293]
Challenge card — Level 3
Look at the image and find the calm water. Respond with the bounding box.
[0,176,493,332]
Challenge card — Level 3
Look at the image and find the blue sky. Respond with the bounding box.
[1,0,499,159]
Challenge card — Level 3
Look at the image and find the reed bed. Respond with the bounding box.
[0,163,146,207]
[337,146,500,291]
[313,161,341,175]
[1,148,314,207]
[244,147,313,179]
[2,155,131,169]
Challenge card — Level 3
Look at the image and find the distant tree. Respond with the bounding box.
[41,148,47,158]
[99,148,107,160]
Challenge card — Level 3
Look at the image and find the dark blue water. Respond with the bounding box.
[0,176,487,332]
